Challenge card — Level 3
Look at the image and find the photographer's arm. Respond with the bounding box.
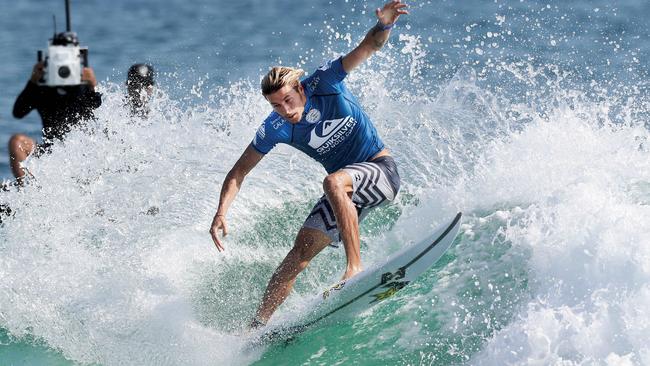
[12,63,44,119]
[82,67,98,90]
[341,0,408,73]
[81,67,102,109]
[210,144,264,251]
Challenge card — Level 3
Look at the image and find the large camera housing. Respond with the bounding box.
[38,32,88,87]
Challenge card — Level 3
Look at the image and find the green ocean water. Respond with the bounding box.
[0,330,73,365]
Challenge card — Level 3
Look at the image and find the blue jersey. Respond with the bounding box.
[251,57,385,174]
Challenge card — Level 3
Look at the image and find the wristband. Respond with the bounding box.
[380,22,395,31]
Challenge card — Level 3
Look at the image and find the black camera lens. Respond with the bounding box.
[58,66,71,78]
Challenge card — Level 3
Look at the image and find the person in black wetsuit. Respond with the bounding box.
[9,62,102,180]
[126,63,155,118]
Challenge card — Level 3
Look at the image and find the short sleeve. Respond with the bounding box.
[302,57,348,95]
[317,57,347,85]
[251,113,285,154]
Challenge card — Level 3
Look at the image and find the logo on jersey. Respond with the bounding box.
[271,116,284,129]
[307,76,320,92]
[308,116,357,155]
[306,108,321,123]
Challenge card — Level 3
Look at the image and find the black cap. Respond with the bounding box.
[51,32,79,46]
[127,63,155,87]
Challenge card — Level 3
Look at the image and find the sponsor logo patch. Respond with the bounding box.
[308,116,357,155]
[306,108,321,124]
[370,268,410,304]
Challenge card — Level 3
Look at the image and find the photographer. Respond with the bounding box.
[10,61,102,180]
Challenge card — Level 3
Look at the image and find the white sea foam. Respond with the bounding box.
[467,110,650,365]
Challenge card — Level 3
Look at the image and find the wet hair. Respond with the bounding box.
[127,63,155,88]
[261,66,305,95]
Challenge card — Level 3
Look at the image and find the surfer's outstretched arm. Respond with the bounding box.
[210,144,263,251]
[341,0,409,73]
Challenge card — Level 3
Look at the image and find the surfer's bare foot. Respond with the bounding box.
[341,266,363,281]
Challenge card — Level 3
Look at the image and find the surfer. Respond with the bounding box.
[210,0,408,328]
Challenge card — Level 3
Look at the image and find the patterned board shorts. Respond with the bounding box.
[302,156,401,244]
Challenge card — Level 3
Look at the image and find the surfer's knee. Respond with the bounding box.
[322,172,350,197]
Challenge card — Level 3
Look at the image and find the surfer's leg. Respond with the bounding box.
[253,227,332,325]
[8,134,35,180]
[322,171,361,280]
[333,156,401,278]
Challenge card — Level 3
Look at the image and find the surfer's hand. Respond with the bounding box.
[375,0,409,26]
[210,213,228,251]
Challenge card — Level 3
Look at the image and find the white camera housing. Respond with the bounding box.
[44,44,82,86]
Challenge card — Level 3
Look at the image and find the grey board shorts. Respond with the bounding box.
[302,156,401,245]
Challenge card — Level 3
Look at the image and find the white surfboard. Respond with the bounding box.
[249,212,463,346]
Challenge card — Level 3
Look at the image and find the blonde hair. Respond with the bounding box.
[261,66,305,95]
